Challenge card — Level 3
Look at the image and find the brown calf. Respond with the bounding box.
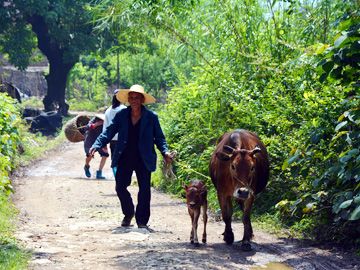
[209,129,269,251]
[183,179,208,246]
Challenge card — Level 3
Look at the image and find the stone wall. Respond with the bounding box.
[0,65,48,97]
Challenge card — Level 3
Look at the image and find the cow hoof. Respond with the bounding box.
[241,242,252,251]
[190,240,194,244]
[192,242,200,247]
[223,231,234,245]
[202,239,206,244]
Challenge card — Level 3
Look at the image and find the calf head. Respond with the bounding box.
[183,180,207,209]
[216,144,261,200]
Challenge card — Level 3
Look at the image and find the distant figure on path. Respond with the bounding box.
[103,89,126,177]
[83,115,109,179]
[90,84,173,229]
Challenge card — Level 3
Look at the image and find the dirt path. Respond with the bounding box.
[12,142,359,270]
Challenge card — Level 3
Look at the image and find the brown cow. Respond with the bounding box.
[209,129,269,251]
[183,179,208,246]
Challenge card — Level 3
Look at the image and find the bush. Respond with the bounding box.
[0,93,30,269]
[0,93,22,196]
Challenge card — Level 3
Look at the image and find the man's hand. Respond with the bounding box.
[88,120,103,130]
[164,152,174,164]
[89,123,96,130]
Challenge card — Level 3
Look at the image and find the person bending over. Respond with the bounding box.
[84,116,109,179]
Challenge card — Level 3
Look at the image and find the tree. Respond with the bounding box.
[0,0,100,115]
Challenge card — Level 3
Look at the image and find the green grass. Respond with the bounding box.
[0,196,30,270]
[16,127,66,167]
[253,213,291,238]
[68,98,98,112]
[20,96,43,109]
[0,242,29,270]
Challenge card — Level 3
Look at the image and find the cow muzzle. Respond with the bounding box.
[233,187,250,200]
[188,202,197,209]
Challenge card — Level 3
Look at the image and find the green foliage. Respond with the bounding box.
[0,94,66,269]
[0,93,67,193]
[253,212,289,238]
[0,94,35,270]
[20,96,44,109]
[67,28,195,107]
[0,97,72,269]
[0,94,22,196]
[0,24,36,70]
[68,98,99,112]
[1,0,356,250]
[67,55,109,109]
[0,196,30,270]
[318,14,360,85]
[0,0,99,67]
[278,12,360,243]
[150,0,359,245]
[0,0,112,113]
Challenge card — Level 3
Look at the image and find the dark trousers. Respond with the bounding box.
[109,140,117,160]
[115,158,151,225]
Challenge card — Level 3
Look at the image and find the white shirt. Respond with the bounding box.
[103,104,126,141]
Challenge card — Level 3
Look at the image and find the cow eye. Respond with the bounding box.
[231,164,236,170]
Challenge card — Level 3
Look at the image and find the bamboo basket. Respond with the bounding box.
[64,114,91,142]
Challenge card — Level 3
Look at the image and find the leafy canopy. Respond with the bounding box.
[0,0,100,70]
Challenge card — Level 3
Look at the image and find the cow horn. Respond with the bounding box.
[200,188,207,196]
[216,145,239,161]
[251,145,261,156]
[223,145,235,154]
[216,152,231,161]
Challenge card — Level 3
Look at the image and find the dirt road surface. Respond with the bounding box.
[12,141,359,270]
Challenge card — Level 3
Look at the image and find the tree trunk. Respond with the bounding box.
[43,56,74,115]
[28,15,77,116]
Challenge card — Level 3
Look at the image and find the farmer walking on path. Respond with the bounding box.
[90,84,173,229]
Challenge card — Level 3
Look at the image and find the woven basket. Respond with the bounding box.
[64,114,91,142]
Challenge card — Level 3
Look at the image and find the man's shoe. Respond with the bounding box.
[137,224,153,232]
[96,170,106,179]
[121,215,134,227]
[84,165,91,178]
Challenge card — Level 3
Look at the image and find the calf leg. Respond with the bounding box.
[241,195,254,251]
[188,209,194,243]
[219,194,234,244]
[192,208,201,246]
[201,201,208,243]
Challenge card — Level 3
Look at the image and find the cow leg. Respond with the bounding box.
[201,202,208,243]
[241,195,254,251]
[188,209,194,244]
[192,208,201,246]
[219,195,234,244]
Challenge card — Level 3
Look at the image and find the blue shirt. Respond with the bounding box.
[91,106,169,172]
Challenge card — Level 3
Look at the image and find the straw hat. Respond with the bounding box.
[116,84,156,105]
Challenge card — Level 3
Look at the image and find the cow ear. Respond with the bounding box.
[216,152,231,161]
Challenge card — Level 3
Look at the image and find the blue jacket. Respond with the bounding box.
[91,106,169,172]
